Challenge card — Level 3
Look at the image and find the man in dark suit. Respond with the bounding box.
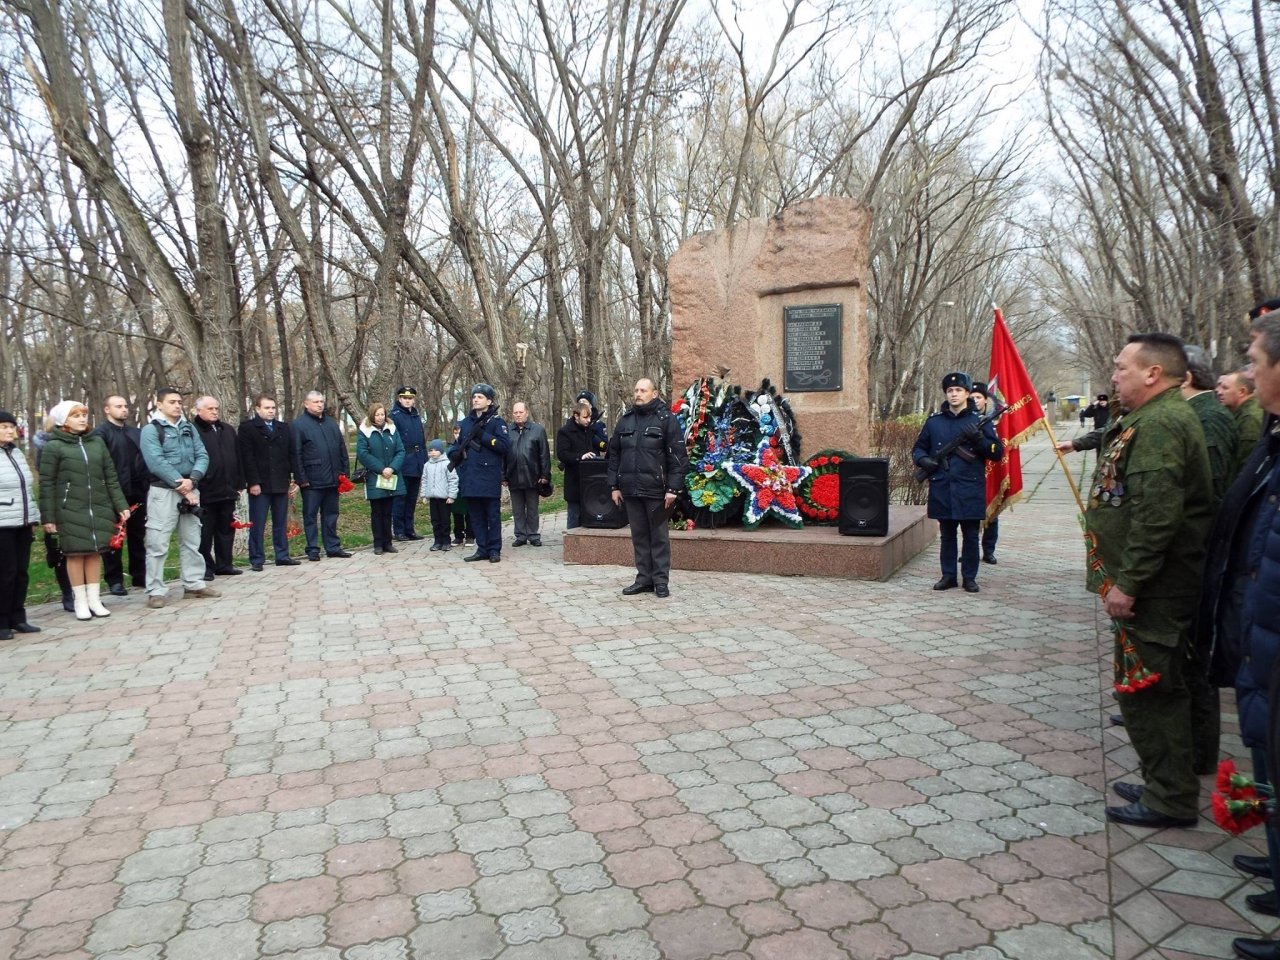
[92,395,148,594]
[238,395,300,570]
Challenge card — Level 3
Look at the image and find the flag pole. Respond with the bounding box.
[1039,416,1088,516]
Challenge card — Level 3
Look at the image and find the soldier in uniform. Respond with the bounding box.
[1217,369,1266,476]
[970,382,1000,564]
[912,372,1002,594]
[1089,333,1212,829]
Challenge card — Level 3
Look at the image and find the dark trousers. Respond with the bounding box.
[1252,747,1280,897]
[938,519,980,581]
[429,498,452,546]
[370,498,394,549]
[453,501,472,542]
[1187,642,1220,775]
[510,487,540,542]
[392,475,422,536]
[624,496,671,587]
[46,534,71,602]
[247,491,290,565]
[199,498,237,573]
[0,525,33,627]
[301,486,342,556]
[468,497,502,557]
[1116,605,1199,819]
[566,500,581,529]
[103,501,147,588]
[981,518,998,559]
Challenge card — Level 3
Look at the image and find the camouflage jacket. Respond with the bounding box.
[1084,386,1212,599]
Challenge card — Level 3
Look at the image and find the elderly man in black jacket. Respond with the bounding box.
[506,401,551,547]
[92,395,148,595]
[608,378,688,598]
[292,391,351,561]
[238,394,300,571]
[193,396,245,579]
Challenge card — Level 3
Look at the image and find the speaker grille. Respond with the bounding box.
[838,459,889,536]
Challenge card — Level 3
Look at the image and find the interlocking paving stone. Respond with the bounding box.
[0,441,1212,959]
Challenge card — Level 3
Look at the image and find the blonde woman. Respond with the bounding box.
[38,400,130,620]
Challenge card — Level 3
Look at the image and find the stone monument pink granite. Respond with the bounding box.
[670,197,872,458]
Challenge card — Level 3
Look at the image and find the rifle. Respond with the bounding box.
[912,404,1004,482]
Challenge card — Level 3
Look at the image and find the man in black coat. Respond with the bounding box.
[238,394,300,571]
[193,396,245,579]
[608,378,688,598]
[92,395,148,594]
[556,399,609,529]
[505,401,551,547]
[292,390,351,561]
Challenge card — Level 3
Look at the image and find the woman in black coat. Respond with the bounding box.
[556,399,608,528]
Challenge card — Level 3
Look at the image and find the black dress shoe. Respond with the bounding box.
[963,579,980,593]
[215,568,243,576]
[0,629,13,641]
[1105,801,1197,829]
[1236,854,1273,879]
[655,585,670,598]
[250,564,263,572]
[407,533,425,541]
[622,582,655,596]
[1248,891,1280,917]
[61,594,75,613]
[1112,781,1144,804]
[374,548,385,556]
[384,545,399,554]
[464,552,487,562]
[393,535,409,542]
[933,577,958,591]
[512,539,528,547]
[307,553,321,562]
[12,622,41,633]
[982,554,997,565]
[108,582,128,597]
[1110,714,1125,727]
[327,551,353,558]
[203,571,216,581]
[489,555,501,563]
[277,558,302,566]
[529,539,542,547]
[1233,936,1280,960]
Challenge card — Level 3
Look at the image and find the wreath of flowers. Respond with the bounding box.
[797,449,856,524]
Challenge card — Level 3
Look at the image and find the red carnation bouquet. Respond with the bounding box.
[108,504,140,550]
[1212,759,1274,835]
[337,473,355,494]
[230,514,253,530]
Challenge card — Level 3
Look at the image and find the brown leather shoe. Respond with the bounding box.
[147,596,166,609]
[183,587,222,599]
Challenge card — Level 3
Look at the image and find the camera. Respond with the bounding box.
[177,499,206,519]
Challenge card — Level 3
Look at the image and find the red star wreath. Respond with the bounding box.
[724,440,811,528]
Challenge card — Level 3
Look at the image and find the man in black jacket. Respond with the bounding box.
[608,378,688,598]
[292,390,351,561]
[238,395,300,571]
[193,396,245,579]
[92,395,148,595]
[506,402,551,547]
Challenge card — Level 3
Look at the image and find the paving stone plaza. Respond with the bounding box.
[0,429,1274,960]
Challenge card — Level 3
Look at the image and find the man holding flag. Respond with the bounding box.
[983,308,1051,559]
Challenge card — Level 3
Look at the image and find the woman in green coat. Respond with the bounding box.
[356,402,405,556]
[38,400,130,620]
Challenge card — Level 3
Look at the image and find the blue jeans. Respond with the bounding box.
[248,491,291,565]
[468,497,502,558]
[301,486,342,556]
[938,519,980,581]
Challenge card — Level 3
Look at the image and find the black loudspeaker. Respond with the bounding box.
[580,460,628,529]
[838,458,890,537]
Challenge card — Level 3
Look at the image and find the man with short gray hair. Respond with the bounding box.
[505,401,550,547]
[193,395,245,578]
[292,391,350,561]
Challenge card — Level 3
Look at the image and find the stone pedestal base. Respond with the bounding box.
[564,507,933,582]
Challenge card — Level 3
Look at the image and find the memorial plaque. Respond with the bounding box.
[783,304,842,392]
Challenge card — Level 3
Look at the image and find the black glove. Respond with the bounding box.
[961,421,982,440]
[447,449,465,471]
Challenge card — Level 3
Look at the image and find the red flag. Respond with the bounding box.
[985,307,1047,521]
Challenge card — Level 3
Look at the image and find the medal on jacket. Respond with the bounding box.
[1090,426,1134,509]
